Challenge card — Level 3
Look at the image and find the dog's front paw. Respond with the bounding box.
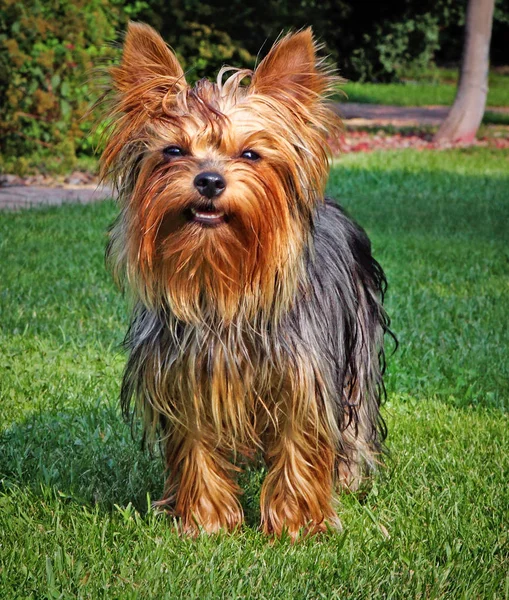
[177,498,244,537]
[260,487,341,542]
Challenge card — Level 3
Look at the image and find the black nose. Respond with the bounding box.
[193,171,226,199]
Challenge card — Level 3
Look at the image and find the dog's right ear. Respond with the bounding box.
[111,22,187,99]
[250,29,331,108]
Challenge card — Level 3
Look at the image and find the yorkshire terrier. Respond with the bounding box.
[102,22,390,539]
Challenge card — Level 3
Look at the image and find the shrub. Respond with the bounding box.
[169,22,253,82]
[350,13,441,82]
[0,0,124,160]
[0,0,255,168]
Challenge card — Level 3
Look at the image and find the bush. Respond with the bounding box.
[0,0,125,161]
[169,22,253,82]
[350,14,441,82]
[0,0,255,168]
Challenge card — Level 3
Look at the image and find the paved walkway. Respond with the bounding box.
[0,184,112,210]
[338,103,450,125]
[337,102,509,126]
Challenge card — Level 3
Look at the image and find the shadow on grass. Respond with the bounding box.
[0,402,160,511]
[0,402,264,528]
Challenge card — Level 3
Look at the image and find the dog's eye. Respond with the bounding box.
[163,146,185,158]
[240,149,260,161]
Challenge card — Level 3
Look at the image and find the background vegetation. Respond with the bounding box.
[1,0,508,168]
[343,70,509,107]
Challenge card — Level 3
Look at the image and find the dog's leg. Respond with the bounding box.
[260,381,340,540]
[158,430,243,535]
[336,400,380,493]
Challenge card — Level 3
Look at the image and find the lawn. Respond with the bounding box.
[1,148,508,599]
[341,70,509,107]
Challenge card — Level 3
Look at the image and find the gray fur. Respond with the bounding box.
[120,199,390,472]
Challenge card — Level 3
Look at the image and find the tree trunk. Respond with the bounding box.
[434,0,495,144]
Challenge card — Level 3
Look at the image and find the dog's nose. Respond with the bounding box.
[193,171,226,199]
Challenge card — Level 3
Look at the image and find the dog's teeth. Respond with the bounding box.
[194,211,223,219]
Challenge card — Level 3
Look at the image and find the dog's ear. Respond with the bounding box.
[250,29,330,106]
[111,22,186,96]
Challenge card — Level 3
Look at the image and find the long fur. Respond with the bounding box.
[103,22,390,539]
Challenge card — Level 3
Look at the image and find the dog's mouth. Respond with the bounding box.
[184,204,229,227]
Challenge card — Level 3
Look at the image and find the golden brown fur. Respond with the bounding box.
[103,22,389,540]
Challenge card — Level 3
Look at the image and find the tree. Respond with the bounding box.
[434,0,495,144]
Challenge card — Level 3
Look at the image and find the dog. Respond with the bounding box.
[101,22,390,540]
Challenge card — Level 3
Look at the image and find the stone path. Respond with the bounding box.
[0,184,112,210]
[336,102,509,126]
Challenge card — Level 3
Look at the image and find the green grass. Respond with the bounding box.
[342,71,509,107]
[1,148,508,598]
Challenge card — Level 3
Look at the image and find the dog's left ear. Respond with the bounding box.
[250,29,330,106]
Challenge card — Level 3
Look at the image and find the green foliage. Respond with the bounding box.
[338,0,508,81]
[0,148,98,177]
[133,0,344,82]
[0,0,125,160]
[351,14,441,82]
[0,0,256,164]
[172,22,253,82]
[1,0,508,166]
[120,0,257,82]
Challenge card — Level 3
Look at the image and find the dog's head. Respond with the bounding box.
[103,22,341,322]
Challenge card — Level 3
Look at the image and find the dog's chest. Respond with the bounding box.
[167,324,272,391]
